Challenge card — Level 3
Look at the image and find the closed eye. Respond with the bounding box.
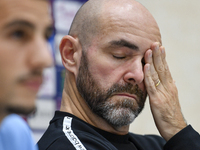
[113,55,126,59]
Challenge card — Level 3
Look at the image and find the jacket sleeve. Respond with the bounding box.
[164,125,200,150]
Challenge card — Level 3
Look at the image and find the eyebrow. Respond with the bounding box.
[109,39,139,51]
[3,20,35,30]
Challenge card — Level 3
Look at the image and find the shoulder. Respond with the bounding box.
[0,114,38,150]
[1,114,31,137]
[1,114,27,128]
[38,112,116,150]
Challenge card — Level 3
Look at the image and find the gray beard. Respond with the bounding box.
[76,51,146,128]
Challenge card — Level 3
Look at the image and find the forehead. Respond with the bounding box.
[96,1,161,49]
[0,0,51,28]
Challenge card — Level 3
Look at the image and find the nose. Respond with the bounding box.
[123,60,144,85]
[27,36,53,70]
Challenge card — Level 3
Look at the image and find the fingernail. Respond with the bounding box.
[147,65,150,71]
[155,45,159,51]
[149,51,152,58]
[161,48,165,53]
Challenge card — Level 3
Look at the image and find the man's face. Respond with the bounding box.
[76,3,161,128]
[77,51,146,128]
[0,0,53,115]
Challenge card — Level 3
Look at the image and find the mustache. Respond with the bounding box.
[17,70,43,83]
[105,83,144,100]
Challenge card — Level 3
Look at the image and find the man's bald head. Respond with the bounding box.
[69,0,160,50]
[68,0,101,49]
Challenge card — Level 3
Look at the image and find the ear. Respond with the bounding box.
[59,35,81,75]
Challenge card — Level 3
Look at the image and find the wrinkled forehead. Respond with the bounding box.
[98,1,161,44]
[0,0,51,25]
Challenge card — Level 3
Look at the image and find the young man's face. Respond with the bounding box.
[0,0,53,115]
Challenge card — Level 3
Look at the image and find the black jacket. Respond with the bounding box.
[38,111,200,150]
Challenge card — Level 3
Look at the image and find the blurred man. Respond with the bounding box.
[0,0,53,149]
[38,0,200,149]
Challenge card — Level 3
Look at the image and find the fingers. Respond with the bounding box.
[151,43,165,84]
[159,47,173,84]
[144,42,187,141]
[145,48,160,88]
[144,64,157,94]
[145,42,173,88]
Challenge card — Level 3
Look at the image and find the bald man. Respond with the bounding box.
[38,0,200,149]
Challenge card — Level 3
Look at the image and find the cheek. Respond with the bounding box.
[0,69,15,102]
[88,57,122,88]
[0,57,19,83]
[0,55,12,90]
[0,51,24,99]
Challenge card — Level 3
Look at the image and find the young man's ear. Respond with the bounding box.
[59,35,81,74]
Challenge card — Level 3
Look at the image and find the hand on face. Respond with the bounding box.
[144,42,187,141]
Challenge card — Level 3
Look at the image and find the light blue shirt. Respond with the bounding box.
[0,114,38,150]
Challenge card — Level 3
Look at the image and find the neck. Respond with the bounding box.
[60,72,129,135]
